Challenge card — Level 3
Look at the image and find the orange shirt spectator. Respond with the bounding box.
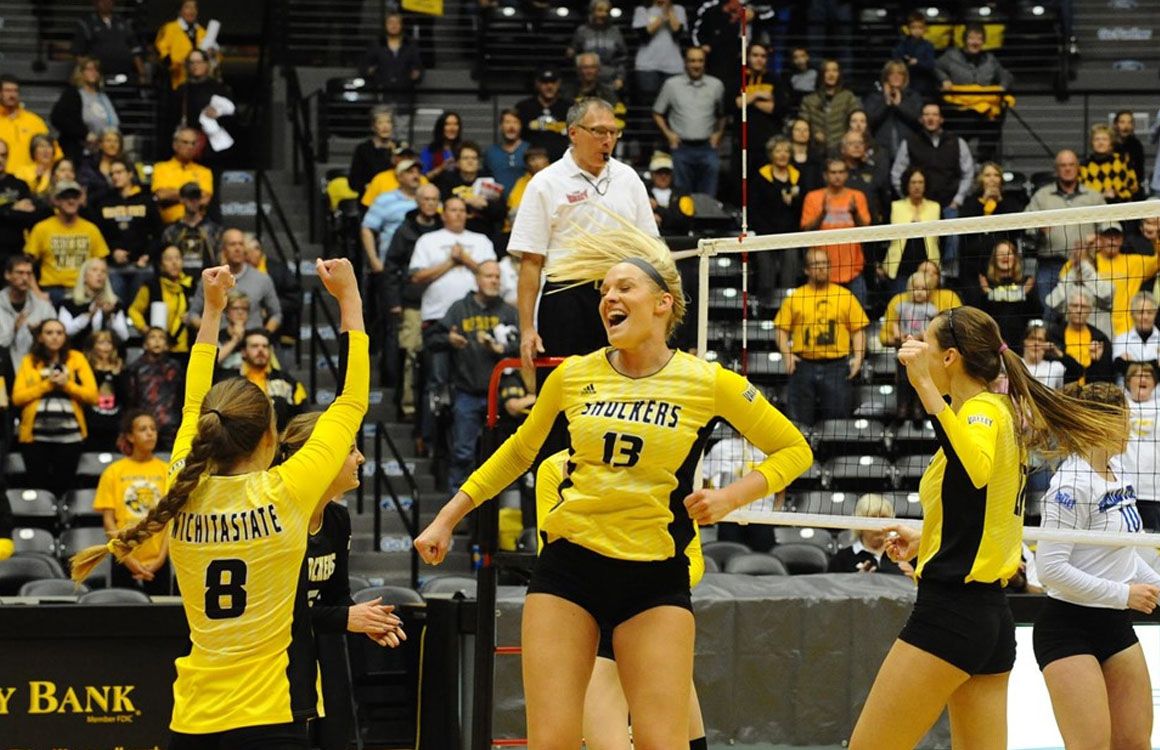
[800,159,869,285]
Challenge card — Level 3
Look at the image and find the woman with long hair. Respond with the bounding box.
[977,239,1041,351]
[83,329,126,452]
[16,134,57,200]
[420,111,462,181]
[849,306,1129,750]
[787,116,823,192]
[958,161,1023,305]
[51,56,120,165]
[60,257,130,348]
[881,166,940,296]
[71,258,369,748]
[1034,381,1157,749]
[12,318,98,499]
[415,222,813,747]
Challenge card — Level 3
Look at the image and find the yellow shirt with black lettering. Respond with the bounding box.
[916,391,1024,585]
[93,456,168,566]
[772,283,870,360]
[462,348,812,563]
[23,215,110,288]
[165,333,368,734]
[1096,252,1159,336]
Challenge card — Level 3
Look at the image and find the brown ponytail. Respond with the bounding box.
[937,306,1126,459]
[271,410,322,467]
[70,379,274,582]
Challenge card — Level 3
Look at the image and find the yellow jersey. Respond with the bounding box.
[916,391,1025,585]
[155,20,207,89]
[166,333,369,734]
[151,159,214,224]
[462,349,812,563]
[772,283,869,360]
[93,456,169,566]
[0,106,51,175]
[23,215,109,288]
[1095,252,1159,336]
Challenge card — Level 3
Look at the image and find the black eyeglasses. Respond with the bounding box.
[946,307,964,352]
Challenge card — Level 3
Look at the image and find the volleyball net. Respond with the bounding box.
[680,199,1160,549]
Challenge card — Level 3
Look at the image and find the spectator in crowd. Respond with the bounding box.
[428,260,518,494]
[484,109,529,198]
[774,247,868,425]
[11,318,98,498]
[409,196,496,445]
[1079,123,1139,204]
[1114,110,1146,200]
[214,290,251,370]
[155,0,215,90]
[779,46,817,114]
[1048,291,1115,384]
[702,433,779,552]
[124,326,182,448]
[750,137,804,293]
[435,141,506,240]
[734,42,784,174]
[1123,361,1160,530]
[420,111,462,182]
[0,138,36,262]
[645,152,693,237]
[347,106,399,201]
[152,127,213,225]
[1026,149,1105,306]
[935,23,1014,162]
[160,181,220,277]
[187,228,281,333]
[385,183,442,425]
[83,329,125,451]
[891,12,936,97]
[563,53,624,116]
[515,69,570,161]
[51,57,120,166]
[94,155,160,299]
[94,410,170,592]
[880,258,962,350]
[690,0,763,95]
[887,271,940,422]
[358,146,426,209]
[362,158,422,276]
[840,130,890,225]
[59,257,130,347]
[653,46,726,196]
[27,157,82,219]
[1094,222,1158,337]
[77,127,130,201]
[1046,235,1113,337]
[828,494,905,574]
[806,0,854,73]
[72,0,146,82]
[631,0,687,105]
[881,166,940,296]
[798,60,860,156]
[847,109,879,160]
[0,255,56,370]
[226,327,306,431]
[243,234,299,349]
[1020,320,1080,389]
[170,49,233,156]
[1136,215,1160,257]
[864,59,923,164]
[128,244,192,356]
[800,158,870,306]
[977,239,1041,353]
[1113,291,1159,372]
[504,147,551,234]
[566,0,627,93]
[787,116,823,193]
[958,162,1022,304]
[0,75,53,176]
[359,12,423,100]
[24,181,109,304]
[14,135,56,201]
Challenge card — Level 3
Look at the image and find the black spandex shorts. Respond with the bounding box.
[529,539,692,640]
[1033,597,1139,671]
[169,722,309,750]
[597,624,616,660]
[898,579,1016,675]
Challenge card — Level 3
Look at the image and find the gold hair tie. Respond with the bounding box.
[105,538,121,557]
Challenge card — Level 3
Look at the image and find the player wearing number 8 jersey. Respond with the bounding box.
[71,259,368,749]
[416,221,812,749]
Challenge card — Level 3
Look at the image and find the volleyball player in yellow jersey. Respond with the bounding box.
[71,258,369,750]
[535,451,708,750]
[848,306,1126,750]
[416,222,813,749]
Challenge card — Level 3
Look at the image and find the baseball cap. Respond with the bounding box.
[395,158,420,174]
[53,180,83,198]
[1098,221,1123,234]
[536,68,560,83]
[649,153,674,173]
[179,181,203,200]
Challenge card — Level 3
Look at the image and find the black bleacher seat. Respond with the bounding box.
[354,585,425,607]
[76,452,117,489]
[788,462,824,491]
[854,385,897,420]
[61,489,103,529]
[863,351,897,384]
[419,575,477,598]
[706,321,739,352]
[11,527,55,556]
[823,455,896,492]
[19,578,87,598]
[0,555,64,595]
[349,576,372,595]
[79,557,112,590]
[746,351,790,385]
[744,320,780,351]
[789,491,860,516]
[894,455,933,491]
[770,544,830,575]
[7,489,59,531]
[79,588,151,605]
[888,420,938,458]
[702,556,720,573]
[774,527,835,553]
[811,418,888,459]
[886,491,924,519]
[517,527,538,552]
[707,256,742,280]
[708,288,744,318]
[59,528,110,560]
[701,541,752,569]
[724,552,788,576]
[3,453,26,485]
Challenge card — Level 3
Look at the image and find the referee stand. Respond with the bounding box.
[471,356,563,750]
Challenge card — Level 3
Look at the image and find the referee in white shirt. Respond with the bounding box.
[510,97,658,374]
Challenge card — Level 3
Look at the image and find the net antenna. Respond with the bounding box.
[738,3,749,376]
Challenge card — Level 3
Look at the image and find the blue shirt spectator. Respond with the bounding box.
[360,160,422,272]
[483,110,529,199]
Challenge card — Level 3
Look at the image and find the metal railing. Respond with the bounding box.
[306,290,342,395]
[371,421,423,589]
[285,66,322,242]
